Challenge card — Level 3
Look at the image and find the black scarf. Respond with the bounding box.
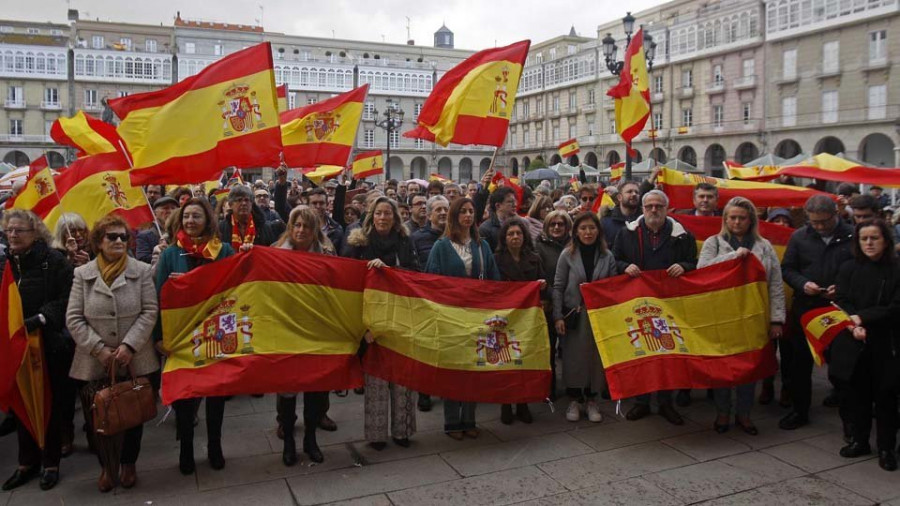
[370,230,401,266]
[579,242,598,282]
[726,234,755,252]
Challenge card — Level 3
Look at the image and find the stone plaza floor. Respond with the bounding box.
[1,368,899,505]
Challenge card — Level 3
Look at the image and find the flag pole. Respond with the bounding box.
[118,140,162,237]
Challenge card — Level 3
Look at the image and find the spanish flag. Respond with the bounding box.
[280,84,368,169]
[658,167,832,210]
[109,43,282,185]
[609,162,625,184]
[429,173,451,184]
[581,256,776,400]
[159,248,366,403]
[276,84,288,112]
[558,138,580,158]
[748,153,900,185]
[303,165,344,185]
[404,40,530,147]
[671,214,793,261]
[725,160,781,180]
[50,111,121,158]
[27,155,48,178]
[6,167,59,216]
[607,29,650,156]
[590,192,616,213]
[0,264,51,448]
[362,267,550,403]
[352,150,384,180]
[800,305,853,366]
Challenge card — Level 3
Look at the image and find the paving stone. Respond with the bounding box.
[5,475,118,506]
[818,457,900,503]
[662,431,752,462]
[538,441,696,491]
[387,465,565,506]
[697,476,873,506]
[722,412,832,450]
[718,451,805,483]
[481,404,611,442]
[440,431,594,477]
[322,494,394,506]
[515,476,684,506]
[568,414,704,452]
[761,440,860,473]
[646,460,774,503]
[285,454,459,505]
[119,476,294,506]
[0,492,9,506]
[265,414,364,451]
[351,428,501,465]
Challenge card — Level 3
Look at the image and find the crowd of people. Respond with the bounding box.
[1,166,898,496]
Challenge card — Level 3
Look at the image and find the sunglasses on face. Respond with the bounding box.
[105,232,129,242]
[549,222,566,228]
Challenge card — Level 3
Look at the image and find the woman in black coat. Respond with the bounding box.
[834,219,900,471]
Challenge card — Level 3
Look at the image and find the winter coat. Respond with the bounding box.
[600,205,640,249]
[524,216,544,241]
[478,214,503,253]
[411,222,442,271]
[218,204,284,248]
[698,234,786,323]
[612,216,697,274]
[552,245,618,322]
[135,227,161,264]
[425,237,500,280]
[67,257,159,380]
[781,221,854,312]
[346,228,418,270]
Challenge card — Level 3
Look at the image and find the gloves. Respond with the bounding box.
[24,315,42,333]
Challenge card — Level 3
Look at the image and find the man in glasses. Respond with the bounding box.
[600,180,642,249]
[612,190,697,426]
[479,186,517,252]
[405,195,428,235]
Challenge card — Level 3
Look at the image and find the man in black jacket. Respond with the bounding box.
[479,186,517,252]
[779,195,854,430]
[218,185,284,250]
[600,180,641,249]
[612,190,697,426]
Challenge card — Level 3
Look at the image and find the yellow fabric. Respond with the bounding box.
[660,167,803,192]
[305,165,344,185]
[281,101,363,148]
[42,167,150,232]
[559,141,580,158]
[6,278,48,448]
[727,165,780,179]
[600,193,615,208]
[57,111,118,156]
[116,69,279,170]
[363,289,550,372]
[587,280,770,369]
[614,43,649,139]
[97,253,127,286]
[352,153,384,178]
[10,168,57,212]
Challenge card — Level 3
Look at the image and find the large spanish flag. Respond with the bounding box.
[50,111,121,158]
[743,153,900,185]
[109,43,282,185]
[276,84,288,112]
[607,29,650,155]
[0,264,51,448]
[6,167,59,216]
[725,160,780,180]
[581,256,776,400]
[658,167,832,210]
[671,214,793,260]
[800,305,853,366]
[404,40,530,147]
[558,138,580,158]
[280,84,368,169]
[159,247,365,403]
[352,150,384,179]
[362,267,550,404]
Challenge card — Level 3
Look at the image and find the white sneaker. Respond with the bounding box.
[566,401,582,422]
[586,400,604,423]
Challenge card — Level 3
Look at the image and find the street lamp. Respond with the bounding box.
[602,12,656,181]
[374,99,405,180]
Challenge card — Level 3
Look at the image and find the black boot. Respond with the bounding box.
[179,439,195,475]
[175,402,196,475]
[208,439,225,470]
[303,429,323,463]
[0,414,16,437]
[277,396,298,467]
[500,404,514,424]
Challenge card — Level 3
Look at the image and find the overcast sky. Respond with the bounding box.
[5,0,665,50]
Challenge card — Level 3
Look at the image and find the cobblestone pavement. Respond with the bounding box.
[1,368,898,505]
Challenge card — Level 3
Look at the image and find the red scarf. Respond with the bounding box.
[230,212,256,250]
[176,229,222,260]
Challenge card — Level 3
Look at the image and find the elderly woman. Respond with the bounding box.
[271,207,334,466]
[52,213,92,269]
[346,196,418,450]
[426,197,500,440]
[0,210,74,492]
[698,197,785,435]
[66,215,159,492]
[553,212,617,424]
[535,210,572,399]
[525,195,554,240]
[156,197,234,475]
[494,217,548,424]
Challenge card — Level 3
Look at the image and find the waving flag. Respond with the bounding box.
[276,84,288,112]
[608,162,625,184]
[582,256,776,399]
[27,155,48,178]
[50,111,121,158]
[658,168,833,210]
[351,151,384,179]
[6,167,58,216]
[280,84,368,169]
[607,29,650,156]
[742,153,900,185]
[109,42,281,185]
[558,138,580,158]
[801,305,854,366]
[404,40,530,147]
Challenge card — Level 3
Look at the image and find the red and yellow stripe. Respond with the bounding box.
[764,153,900,185]
[280,84,368,169]
[276,83,288,113]
[6,167,59,217]
[558,138,580,158]
[607,29,650,152]
[109,43,282,185]
[352,150,383,180]
[50,111,121,158]
[362,268,550,404]
[581,256,776,400]
[800,306,853,366]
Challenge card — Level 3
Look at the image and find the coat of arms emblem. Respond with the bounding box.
[102,173,128,208]
[490,66,510,117]
[304,111,341,142]
[624,300,688,356]
[34,175,54,197]
[476,315,522,366]
[191,298,254,366]
[219,83,264,136]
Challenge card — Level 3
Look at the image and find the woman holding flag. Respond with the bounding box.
[155,198,234,475]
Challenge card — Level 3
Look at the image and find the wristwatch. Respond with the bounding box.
[37,313,46,326]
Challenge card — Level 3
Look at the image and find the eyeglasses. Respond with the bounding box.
[549,222,566,228]
[643,204,666,210]
[105,232,129,242]
[581,196,593,202]
[3,228,34,235]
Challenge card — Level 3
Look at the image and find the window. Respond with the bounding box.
[587,120,595,136]
[609,119,616,134]
[681,69,693,88]
[712,64,723,84]
[549,48,557,60]
[783,49,797,79]
[652,112,663,130]
[117,91,130,98]
[92,35,104,49]
[288,92,296,109]
[9,119,23,136]
[681,108,693,127]
[0,26,13,33]
[364,101,375,120]
[120,38,132,50]
[868,85,887,119]
[782,97,797,127]
[414,103,423,118]
[306,97,317,105]
[568,92,577,110]
[45,120,53,136]
[713,105,724,127]
[567,44,577,55]
[552,125,560,142]
[822,41,839,73]
[184,42,195,54]
[364,129,374,148]
[389,130,399,148]
[552,95,559,112]
[415,138,425,149]
[51,29,63,36]
[742,58,755,77]
[6,86,23,106]
[653,75,664,93]
[822,90,839,123]
[535,53,543,64]
[145,39,157,52]
[568,123,577,139]
[44,87,58,105]
[869,30,887,63]
[536,97,543,115]
[587,89,595,104]
[84,89,98,107]
[214,44,224,56]
[742,102,752,124]
[27,28,40,35]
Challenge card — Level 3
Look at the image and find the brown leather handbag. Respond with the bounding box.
[92,362,157,436]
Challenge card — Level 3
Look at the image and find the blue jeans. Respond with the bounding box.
[714,383,756,417]
[636,390,674,407]
[444,400,476,431]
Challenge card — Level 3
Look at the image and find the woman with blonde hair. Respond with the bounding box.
[52,213,92,268]
[698,196,785,435]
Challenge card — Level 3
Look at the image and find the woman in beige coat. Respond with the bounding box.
[66,215,159,493]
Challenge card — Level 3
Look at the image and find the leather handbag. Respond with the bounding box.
[92,361,157,436]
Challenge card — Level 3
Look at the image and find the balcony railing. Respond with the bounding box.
[40,101,62,110]
[582,103,596,113]
[651,92,664,103]
[83,102,102,112]
[4,99,26,109]
[677,86,694,99]
[0,134,53,143]
[733,75,756,90]
[706,80,725,94]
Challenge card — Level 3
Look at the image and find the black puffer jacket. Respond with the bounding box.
[7,240,74,355]
[411,222,442,269]
[835,258,900,371]
[781,221,854,312]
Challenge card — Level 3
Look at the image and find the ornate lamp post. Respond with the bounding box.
[374,99,405,180]
[601,12,657,181]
